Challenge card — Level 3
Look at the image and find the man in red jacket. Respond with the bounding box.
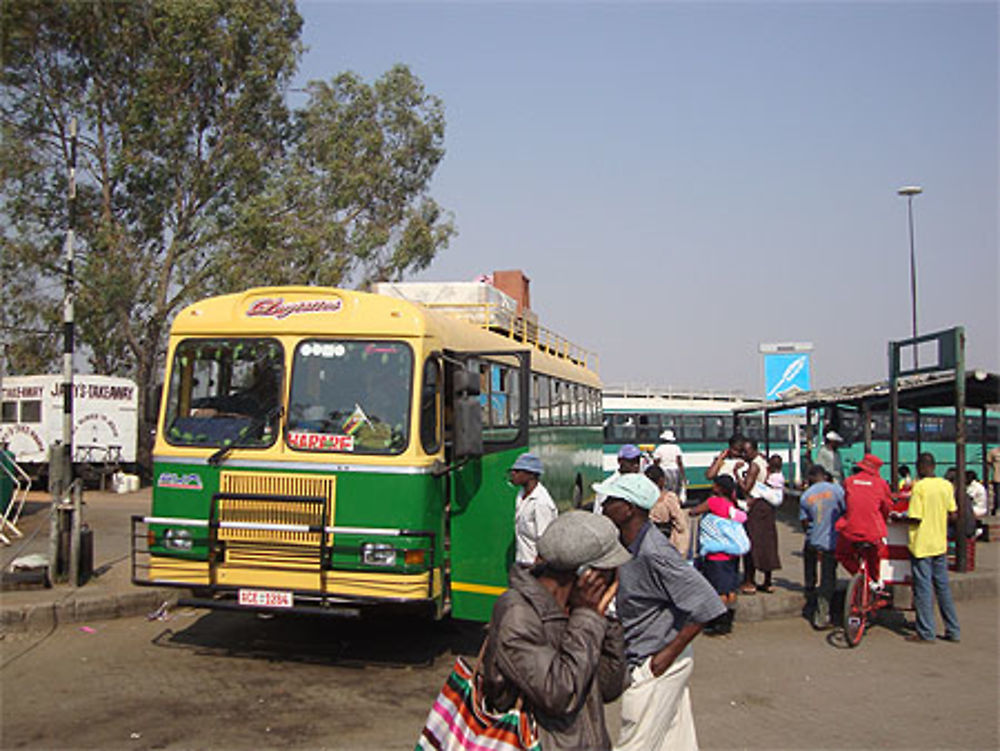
[834,453,894,583]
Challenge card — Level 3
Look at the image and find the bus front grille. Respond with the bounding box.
[217,471,336,548]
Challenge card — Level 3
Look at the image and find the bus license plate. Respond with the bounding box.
[238,589,293,609]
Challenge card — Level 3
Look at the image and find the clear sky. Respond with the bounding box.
[294,0,998,396]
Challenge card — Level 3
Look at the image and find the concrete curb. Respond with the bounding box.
[733,570,998,623]
[1,588,178,634]
[3,572,994,634]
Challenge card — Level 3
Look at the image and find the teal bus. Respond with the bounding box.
[132,285,603,622]
[816,405,999,480]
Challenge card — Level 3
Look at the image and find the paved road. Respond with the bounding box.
[2,596,997,749]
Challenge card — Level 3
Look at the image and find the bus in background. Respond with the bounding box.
[132,279,603,623]
[602,387,794,498]
[816,405,1000,479]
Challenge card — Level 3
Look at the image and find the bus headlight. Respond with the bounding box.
[360,542,397,566]
[164,528,193,551]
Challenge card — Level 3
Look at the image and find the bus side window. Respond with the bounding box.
[611,413,636,442]
[550,380,561,425]
[530,375,540,425]
[681,415,704,442]
[420,357,442,454]
[479,362,490,426]
[492,365,510,427]
[538,375,551,425]
[506,366,520,428]
[637,413,658,442]
[705,415,728,441]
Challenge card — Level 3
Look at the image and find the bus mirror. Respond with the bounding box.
[453,369,480,397]
[453,395,483,458]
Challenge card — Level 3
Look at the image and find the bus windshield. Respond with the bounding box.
[164,338,284,448]
[287,340,413,455]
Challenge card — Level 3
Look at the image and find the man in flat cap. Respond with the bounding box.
[481,511,631,750]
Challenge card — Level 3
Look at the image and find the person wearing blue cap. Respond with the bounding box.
[593,443,643,515]
[510,452,558,566]
[596,472,725,751]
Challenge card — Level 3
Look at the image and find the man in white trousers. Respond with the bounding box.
[596,472,724,751]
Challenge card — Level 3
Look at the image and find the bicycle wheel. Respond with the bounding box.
[844,573,869,647]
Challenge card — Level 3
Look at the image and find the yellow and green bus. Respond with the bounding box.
[132,285,603,622]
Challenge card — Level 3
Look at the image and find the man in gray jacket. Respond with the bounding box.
[482,511,631,750]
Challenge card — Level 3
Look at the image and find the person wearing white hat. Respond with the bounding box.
[510,452,558,566]
[653,428,687,502]
[815,430,845,485]
[597,472,725,751]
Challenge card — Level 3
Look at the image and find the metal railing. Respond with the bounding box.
[422,302,599,373]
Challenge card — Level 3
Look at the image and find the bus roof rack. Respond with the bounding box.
[372,281,599,373]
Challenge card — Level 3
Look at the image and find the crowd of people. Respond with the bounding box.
[482,440,791,750]
[432,439,997,751]
[798,431,992,638]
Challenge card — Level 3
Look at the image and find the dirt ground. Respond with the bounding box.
[1,594,997,750]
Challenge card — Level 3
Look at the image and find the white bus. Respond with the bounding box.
[602,386,797,495]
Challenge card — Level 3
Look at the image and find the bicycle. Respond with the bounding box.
[843,541,893,647]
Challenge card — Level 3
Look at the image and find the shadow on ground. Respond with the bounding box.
[152,607,486,668]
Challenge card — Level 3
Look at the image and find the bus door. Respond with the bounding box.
[443,349,530,622]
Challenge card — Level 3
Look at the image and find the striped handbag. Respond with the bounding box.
[416,641,540,751]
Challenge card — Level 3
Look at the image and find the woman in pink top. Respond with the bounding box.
[690,475,747,634]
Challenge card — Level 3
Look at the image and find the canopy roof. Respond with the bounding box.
[735,371,1000,414]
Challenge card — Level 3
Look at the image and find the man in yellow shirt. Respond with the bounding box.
[898,453,960,643]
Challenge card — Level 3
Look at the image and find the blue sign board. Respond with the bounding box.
[764,352,811,401]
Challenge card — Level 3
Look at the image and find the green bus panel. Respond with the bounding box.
[449,447,520,621]
[151,462,447,570]
[449,426,604,622]
[530,426,604,510]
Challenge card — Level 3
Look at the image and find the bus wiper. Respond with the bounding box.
[207,406,284,467]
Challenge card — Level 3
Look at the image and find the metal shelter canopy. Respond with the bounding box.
[735,370,1000,415]
[736,368,998,575]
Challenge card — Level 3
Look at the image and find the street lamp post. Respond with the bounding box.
[897,185,922,367]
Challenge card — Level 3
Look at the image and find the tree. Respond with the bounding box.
[1,0,455,473]
[217,65,455,290]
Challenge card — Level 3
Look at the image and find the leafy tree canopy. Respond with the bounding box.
[1,0,455,466]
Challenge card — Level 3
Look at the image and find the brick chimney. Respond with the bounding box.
[492,270,531,314]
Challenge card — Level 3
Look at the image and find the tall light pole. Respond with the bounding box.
[897,185,922,367]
